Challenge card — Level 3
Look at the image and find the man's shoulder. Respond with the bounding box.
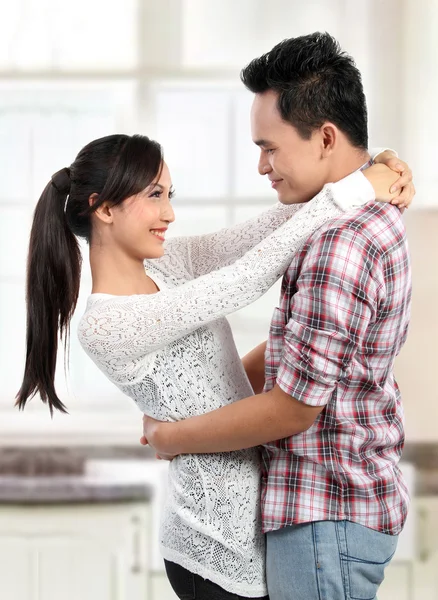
[307,202,406,251]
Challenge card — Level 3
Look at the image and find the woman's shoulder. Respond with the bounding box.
[77,294,140,345]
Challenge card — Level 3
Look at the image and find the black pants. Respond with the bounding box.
[164,560,270,600]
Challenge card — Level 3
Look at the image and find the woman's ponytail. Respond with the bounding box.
[16,168,82,414]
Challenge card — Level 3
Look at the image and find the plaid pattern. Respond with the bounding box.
[262,199,412,536]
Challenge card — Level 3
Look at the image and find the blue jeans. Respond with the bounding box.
[266,520,398,600]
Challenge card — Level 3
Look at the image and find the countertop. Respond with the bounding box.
[2,441,438,501]
[0,474,153,505]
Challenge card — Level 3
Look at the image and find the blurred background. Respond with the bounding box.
[0,1,437,598]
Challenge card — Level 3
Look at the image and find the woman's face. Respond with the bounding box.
[109,161,175,260]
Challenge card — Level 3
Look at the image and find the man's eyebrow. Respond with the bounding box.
[253,139,273,147]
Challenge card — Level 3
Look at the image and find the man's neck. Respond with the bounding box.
[327,147,371,184]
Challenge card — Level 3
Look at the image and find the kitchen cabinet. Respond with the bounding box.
[380,497,438,600]
[150,571,178,600]
[409,496,438,600]
[379,562,413,600]
[3,492,438,599]
[0,502,150,600]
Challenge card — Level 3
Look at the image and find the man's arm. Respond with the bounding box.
[242,341,267,395]
[145,384,324,455]
[144,226,382,456]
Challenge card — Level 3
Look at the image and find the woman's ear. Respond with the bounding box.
[90,193,114,225]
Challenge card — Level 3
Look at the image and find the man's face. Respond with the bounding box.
[250,90,330,204]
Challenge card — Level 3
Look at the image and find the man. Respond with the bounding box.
[143,32,412,599]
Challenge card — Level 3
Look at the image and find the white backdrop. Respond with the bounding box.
[0,0,435,444]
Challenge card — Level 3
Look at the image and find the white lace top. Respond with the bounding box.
[78,170,375,597]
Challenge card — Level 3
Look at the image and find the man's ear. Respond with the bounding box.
[320,122,338,158]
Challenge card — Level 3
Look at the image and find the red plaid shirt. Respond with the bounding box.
[262,199,411,536]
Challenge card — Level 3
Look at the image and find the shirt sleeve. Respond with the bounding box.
[275,227,384,407]
[78,177,375,371]
[148,171,375,280]
[149,202,301,280]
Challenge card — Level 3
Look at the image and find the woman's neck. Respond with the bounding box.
[89,243,158,296]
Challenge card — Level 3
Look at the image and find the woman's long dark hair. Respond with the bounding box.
[16,134,163,414]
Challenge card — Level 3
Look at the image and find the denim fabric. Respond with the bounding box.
[266,520,398,600]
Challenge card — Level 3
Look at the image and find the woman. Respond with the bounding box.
[17,134,412,599]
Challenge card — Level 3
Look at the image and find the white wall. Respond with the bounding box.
[0,0,435,444]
